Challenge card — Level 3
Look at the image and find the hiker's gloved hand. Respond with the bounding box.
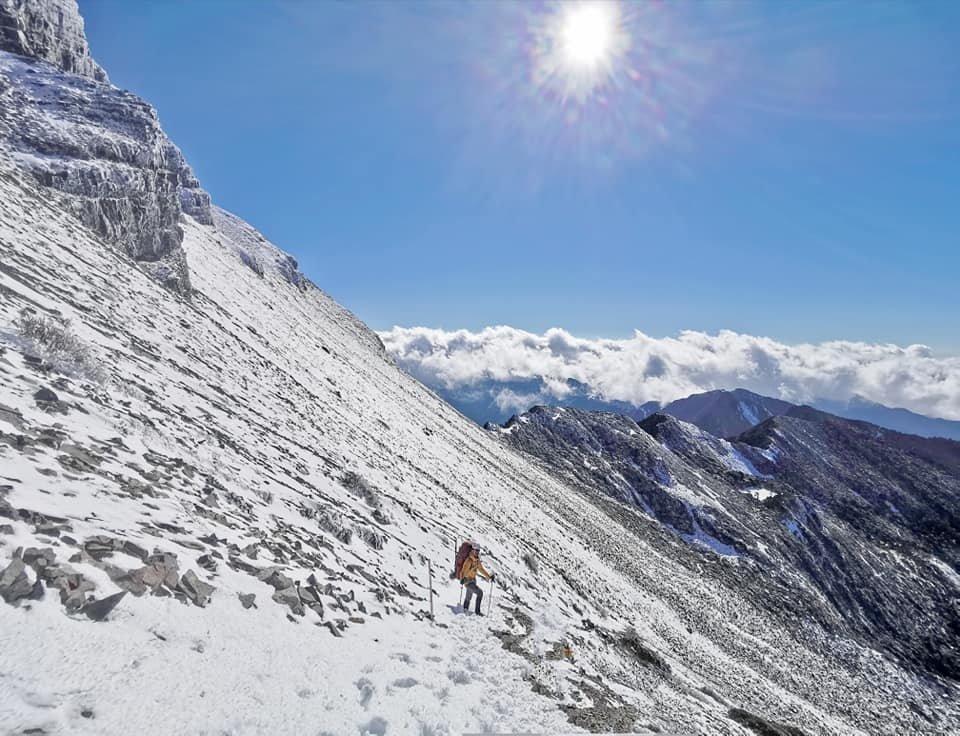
[490,573,496,582]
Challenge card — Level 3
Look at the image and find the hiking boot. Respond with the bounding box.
[475,611,484,617]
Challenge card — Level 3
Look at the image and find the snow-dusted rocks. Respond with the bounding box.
[0,0,106,82]
[0,2,211,295]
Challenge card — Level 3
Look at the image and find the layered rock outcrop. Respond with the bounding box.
[0,0,211,294]
[0,0,106,81]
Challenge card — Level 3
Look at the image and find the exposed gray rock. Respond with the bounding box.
[42,564,95,611]
[82,590,126,621]
[322,620,343,638]
[0,0,107,81]
[256,566,294,591]
[297,584,324,617]
[32,387,58,403]
[82,535,116,560]
[728,707,808,736]
[238,592,256,609]
[22,546,55,572]
[272,585,304,616]
[0,524,13,534]
[179,569,214,607]
[0,557,33,603]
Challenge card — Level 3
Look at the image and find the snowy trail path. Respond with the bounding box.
[1,571,577,736]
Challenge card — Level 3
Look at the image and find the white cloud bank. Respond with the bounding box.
[380,326,960,421]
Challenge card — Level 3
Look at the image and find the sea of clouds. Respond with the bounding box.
[380,326,960,420]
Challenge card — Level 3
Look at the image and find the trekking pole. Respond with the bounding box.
[428,560,434,622]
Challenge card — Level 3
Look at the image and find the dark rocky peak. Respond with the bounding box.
[0,0,106,81]
[658,388,796,439]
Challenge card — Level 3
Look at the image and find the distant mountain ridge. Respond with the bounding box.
[443,377,960,443]
[488,404,960,684]
[814,394,960,441]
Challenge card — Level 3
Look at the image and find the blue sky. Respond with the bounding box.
[79,0,960,353]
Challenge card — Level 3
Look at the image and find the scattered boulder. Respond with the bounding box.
[322,620,343,638]
[33,387,59,403]
[256,566,294,591]
[82,591,127,622]
[618,627,671,676]
[22,547,56,572]
[139,552,180,590]
[298,584,325,617]
[272,585,305,616]
[0,558,33,604]
[83,535,118,560]
[728,708,808,736]
[197,554,218,573]
[0,524,13,535]
[238,592,257,609]
[43,565,96,612]
[120,541,149,562]
[179,569,215,607]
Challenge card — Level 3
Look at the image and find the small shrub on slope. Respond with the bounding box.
[11,309,108,383]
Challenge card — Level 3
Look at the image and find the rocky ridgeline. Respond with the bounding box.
[0,0,210,295]
[491,405,960,689]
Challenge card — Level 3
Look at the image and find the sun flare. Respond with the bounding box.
[560,2,615,68]
[533,1,629,103]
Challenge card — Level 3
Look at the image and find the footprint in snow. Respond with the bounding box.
[359,715,388,736]
[391,677,418,688]
[355,677,375,708]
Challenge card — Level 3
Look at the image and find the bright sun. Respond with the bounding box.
[533,1,628,102]
[560,2,615,68]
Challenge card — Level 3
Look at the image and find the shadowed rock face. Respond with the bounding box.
[0,0,211,295]
[491,405,960,684]
[0,0,106,81]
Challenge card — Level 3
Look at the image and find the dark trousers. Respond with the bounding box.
[462,580,483,612]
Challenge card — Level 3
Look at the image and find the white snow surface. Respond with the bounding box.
[0,150,954,736]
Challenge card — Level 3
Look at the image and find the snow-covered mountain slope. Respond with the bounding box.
[489,406,960,695]
[1,3,958,735]
[1,159,922,736]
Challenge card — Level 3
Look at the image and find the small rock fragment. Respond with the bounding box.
[82,591,127,621]
[179,569,215,607]
[272,585,305,616]
[0,558,33,604]
[238,592,257,609]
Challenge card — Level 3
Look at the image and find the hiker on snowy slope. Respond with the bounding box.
[460,547,494,616]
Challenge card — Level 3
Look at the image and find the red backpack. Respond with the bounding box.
[451,541,473,580]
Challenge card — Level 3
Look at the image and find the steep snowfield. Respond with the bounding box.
[1,155,954,735]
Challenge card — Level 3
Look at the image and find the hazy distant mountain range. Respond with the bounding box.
[427,377,960,441]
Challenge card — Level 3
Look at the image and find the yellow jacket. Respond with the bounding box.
[460,556,491,582]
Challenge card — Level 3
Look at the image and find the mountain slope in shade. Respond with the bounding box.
[489,405,960,689]
[813,394,960,441]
